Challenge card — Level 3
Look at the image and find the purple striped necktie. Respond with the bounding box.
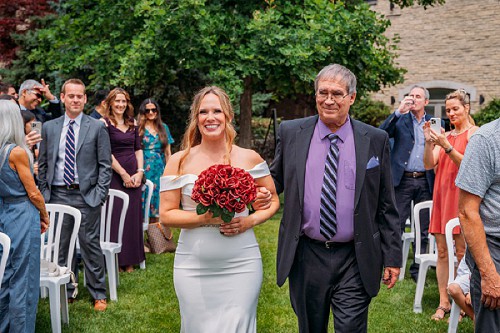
[319,133,339,240]
[63,120,76,186]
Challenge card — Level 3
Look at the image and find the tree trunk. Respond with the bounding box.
[238,76,253,148]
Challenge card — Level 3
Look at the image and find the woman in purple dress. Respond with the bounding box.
[101,88,145,272]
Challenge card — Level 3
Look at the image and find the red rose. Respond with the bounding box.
[191,164,258,221]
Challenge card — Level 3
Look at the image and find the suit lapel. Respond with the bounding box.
[352,120,370,210]
[296,116,318,208]
[76,115,90,155]
[51,117,64,167]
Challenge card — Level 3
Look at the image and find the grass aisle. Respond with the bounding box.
[35,213,474,332]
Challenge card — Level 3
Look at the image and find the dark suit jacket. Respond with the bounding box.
[379,112,434,190]
[26,101,62,123]
[270,116,401,297]
[38,114,112,208]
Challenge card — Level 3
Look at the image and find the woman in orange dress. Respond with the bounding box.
[423,89,478,321]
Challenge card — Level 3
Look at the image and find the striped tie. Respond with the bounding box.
[320,133,339,240]
[64,120,76,186]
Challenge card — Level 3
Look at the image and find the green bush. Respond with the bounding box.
[350,97,392,127]
[473,99,500,126]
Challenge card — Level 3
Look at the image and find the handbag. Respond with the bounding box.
[146,222,176,254]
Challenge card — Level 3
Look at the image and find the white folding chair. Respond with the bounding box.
[100,189,129,301]
[140,179,154,270]
[0,232,11,289]
[40,204,81,333]
[400,200,415,280]
[413,200,437,313]
[446,218,461,333]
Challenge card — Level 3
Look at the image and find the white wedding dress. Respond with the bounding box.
[160,161,270,333]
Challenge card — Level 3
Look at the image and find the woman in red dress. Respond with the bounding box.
[423,89,478,321]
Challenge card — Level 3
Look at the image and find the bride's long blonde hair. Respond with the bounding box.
[178,86,237,174]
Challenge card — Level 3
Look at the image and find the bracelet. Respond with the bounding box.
[137,168,145,172]
[444,146,453,154]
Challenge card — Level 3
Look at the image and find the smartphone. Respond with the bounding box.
[31,121,42,135]
[430,118,441,134]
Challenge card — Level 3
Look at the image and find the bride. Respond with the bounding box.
[159,86,279,332]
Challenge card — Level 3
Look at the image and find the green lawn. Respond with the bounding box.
[35,213,474,332]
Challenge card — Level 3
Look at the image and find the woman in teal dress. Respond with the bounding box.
[138,98,174,223]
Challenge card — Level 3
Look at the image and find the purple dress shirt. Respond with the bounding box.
[302,117,356,242]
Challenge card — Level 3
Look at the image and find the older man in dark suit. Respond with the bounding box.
[270,64,401,333]
[38,78,112,311]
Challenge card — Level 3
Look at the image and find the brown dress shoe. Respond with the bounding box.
[94,299,107,311]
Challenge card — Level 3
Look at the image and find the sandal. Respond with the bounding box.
[431,306,451,321]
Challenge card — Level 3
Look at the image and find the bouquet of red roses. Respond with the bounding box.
[191,164,257,223]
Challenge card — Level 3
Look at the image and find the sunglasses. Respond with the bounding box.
[29,90,43,99]
[144,108,158,114]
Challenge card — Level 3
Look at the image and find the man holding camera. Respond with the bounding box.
[380,85,434,282]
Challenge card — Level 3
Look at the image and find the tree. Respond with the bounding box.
[0,0,55,65]
[473,99,500,126]
[3,0,445,147]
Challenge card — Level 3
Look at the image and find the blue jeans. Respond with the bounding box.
[0,197,41,333]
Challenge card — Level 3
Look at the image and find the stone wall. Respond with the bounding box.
[370,0,500,115]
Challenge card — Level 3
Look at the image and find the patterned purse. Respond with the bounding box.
[146,223,176,254]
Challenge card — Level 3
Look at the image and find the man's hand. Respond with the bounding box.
[397,96,415,115]
[382,266,400,289]
[40,78,55,101]
[252,186,272,211]
[25,131,42,149]
[481,271,500,309]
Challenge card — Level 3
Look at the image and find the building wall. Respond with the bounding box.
[370,0,500,115]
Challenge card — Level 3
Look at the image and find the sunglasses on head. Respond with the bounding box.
[144,108,157,114]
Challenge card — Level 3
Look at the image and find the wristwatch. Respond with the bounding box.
[444,146,453,154]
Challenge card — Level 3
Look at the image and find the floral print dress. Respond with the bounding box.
[142,123,174,218]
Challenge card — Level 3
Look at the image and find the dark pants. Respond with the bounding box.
[467,237,500,332]
[395,176,432,278]
[50,187,107,300]
[289,237,371,333]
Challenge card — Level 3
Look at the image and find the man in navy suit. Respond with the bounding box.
[271,64,401,332]
[380,86,434,282]
[18,79,61,123]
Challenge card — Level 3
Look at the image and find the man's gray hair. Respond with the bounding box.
[19,79,42,96]
[314,64,357,94]
[410,85,430,100]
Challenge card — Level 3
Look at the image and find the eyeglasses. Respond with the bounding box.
[29,90,43,99]
[144,108,157,114]
[316,90,350,103]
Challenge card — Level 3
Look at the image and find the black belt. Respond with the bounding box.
[302,235,353,249]
[53,184,80,190]
[403,171,426,178]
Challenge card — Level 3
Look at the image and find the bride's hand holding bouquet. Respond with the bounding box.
[191,164,257,236]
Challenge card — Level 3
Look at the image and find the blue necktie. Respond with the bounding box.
[64,120,76,186]
[320,133,339,240]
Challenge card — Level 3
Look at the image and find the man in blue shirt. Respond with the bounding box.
[380,85,434,282]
